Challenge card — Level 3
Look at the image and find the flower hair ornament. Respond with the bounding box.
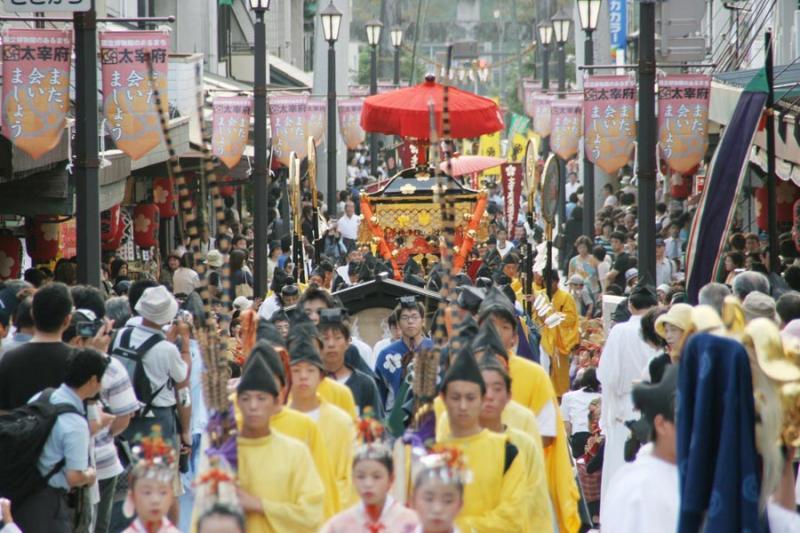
[415,443,472,487]
[355,408,393,463]
[129,425,176,484]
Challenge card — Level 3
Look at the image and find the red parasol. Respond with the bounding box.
[439,154,506,177]
[360,75,504,140]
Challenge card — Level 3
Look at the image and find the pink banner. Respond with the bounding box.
[338,98,366,150]
[501,163,522,230]
[1,28,72,160]
[100,30,169,160]
[532,94,554,137]
[348,85,369,97]
[212,96,251,169]
[520,79,541,118]
[306,97,326,146]
[583,75,636,175]
[269,94,308,166]
[549,99,583,160]
[658,74,711,174]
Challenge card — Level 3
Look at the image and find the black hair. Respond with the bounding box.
[128,279,159,313]
[784,266,800,292]
[479,361,511,393]
[777,292,800,324]
[64,348,109,388]
[591,245,607,262]
[640,308,668,348]
[13,296,34,330]
[317,320,351,340]
[109,258,128,281]
[32,282,73,333]
[71,285,106,320]
[353,450,394,475]
[230,249,247,272]
[297,286,336,312]
[580,367,601,392]
[23,268,46,288]
[197,503,245,533]
[610,231,626,243]
[54,260,77,286]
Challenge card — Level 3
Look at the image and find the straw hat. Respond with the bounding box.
[134,285,178,325]
[655,303,694,339]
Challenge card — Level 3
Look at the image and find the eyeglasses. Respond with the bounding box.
[399,314,421,322]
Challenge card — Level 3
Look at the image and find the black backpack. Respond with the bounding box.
[0,388,81,503]
[111,326,166,416]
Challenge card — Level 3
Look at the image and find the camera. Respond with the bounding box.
[76,320,102,338]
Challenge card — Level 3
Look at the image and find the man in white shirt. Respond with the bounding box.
[564,171,580,201]
[655,239,675,287]
[337,201,361,250]
[495,227,515,259]
[601,367,679,533]
[597,284,660,509]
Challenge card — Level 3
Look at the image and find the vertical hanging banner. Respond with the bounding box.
[338,98,366,150]
[306,97,326,146]
[478,129,502,179]
[501,162,522,229]
[583,75,637,174]
[99,30,169,160]
[1,28,72,159]
[658,74,712,174]
[531,94,554,137]
[212,95,251,169]
[549,99,583,160]
[269,94,308,166]
[397,140,428,168]
[520,79,541,118]
[608,0,627,63]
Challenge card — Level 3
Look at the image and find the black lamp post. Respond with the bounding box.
[249,0,271,299]
[578,0,601,238]
[366,19,383,177]
[321,2,343,218]
[537,22,553,90]
[391,26,403,87]
[552,9,571,241]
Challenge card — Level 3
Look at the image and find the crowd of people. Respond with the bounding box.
[1,155,800,533]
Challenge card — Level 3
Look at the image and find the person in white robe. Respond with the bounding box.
[596,285,659,509]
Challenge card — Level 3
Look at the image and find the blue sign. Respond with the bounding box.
[609,0,627,50]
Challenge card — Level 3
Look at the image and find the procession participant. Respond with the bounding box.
[436,347,527,532]
[288,338,357,506]
[235,356,325,532]
[317,308,383,417]
[477,356,553,532]
[372,314,400,361]
[601,367,679,533]
[533,270,580,397]
[320,416,419,533]
[196,504,245,533]
[243,340,341,518]
[121,428,181,533]
[597,283,660,508]
[375,297,433,409]
[410,449,466,533]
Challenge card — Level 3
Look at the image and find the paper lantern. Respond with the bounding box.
[0,236,22,280]
[102,217,125,252]
[670,173,692,200]
[219,175,236,198]
[756,183,800,231]
[101,205,121,243]
[26,216,61,262]
[133,203,160,249]
[152,177,178,218]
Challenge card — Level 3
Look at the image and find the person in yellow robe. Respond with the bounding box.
[240,340,342,518]
[234,355,325,532]
[436,346,527,532]
[533,270,580,398]
[288,338,357,506]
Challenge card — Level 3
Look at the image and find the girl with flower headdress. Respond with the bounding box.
[410,446,467,533]
[122,427,180,533]
[321,415,419,533]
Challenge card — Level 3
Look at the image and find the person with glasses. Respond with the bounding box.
[374,297,432,410]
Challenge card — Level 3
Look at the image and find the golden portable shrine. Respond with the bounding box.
[358,166,490,279]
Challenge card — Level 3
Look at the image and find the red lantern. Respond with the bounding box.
[26,216,60,262]
[670,172,692,200]
[0,236,22,280]
[152,178,178,218]
[102,217,125,252]
[756,182,800,231]
[219,176,236,198]
[101,205,121,243]
[133,203,160,249]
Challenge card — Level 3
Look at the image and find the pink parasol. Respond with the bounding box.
[439,155,506,177]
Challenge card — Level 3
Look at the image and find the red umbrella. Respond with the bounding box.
[360,76,504,140]
[439,155,506,177]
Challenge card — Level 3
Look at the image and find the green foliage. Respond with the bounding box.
[356,45,426,86]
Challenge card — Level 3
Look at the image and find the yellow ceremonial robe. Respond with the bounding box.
[438,429,527,532]
[537,287,580,397]
[506,427,554,532]
[313,400,357,507]
[508,353,554,416]
[435,398,539,442]
[237,432,325,533]
[271,408,341,518]
[315,378,358,420]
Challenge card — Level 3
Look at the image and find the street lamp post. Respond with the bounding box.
[321,2,343,217]
[537,22,553,90]
[391,26,403,87]
[249,0,271,299]
[577,0,601,238]
[366,20,383,178]
[552,9,571,245]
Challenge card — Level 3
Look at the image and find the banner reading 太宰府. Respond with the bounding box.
[658,74,712,174]
[338,98,366,150]
[550,99,583,160]
[1,28,72,160]
[532,94,554,137]
[306,97,326,146]
[212,96,252,169]
[269,94,309,166]
[583,75,636,174]
[100,30,169,160]
[501,162,522,230]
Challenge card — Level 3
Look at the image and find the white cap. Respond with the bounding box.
[134,286,179,325]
